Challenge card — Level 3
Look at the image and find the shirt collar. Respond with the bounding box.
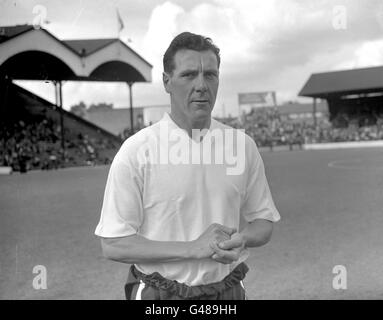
[161,112,215,131]
[161,112,215,143]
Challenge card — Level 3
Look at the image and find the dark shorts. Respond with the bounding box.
[125,263,249,300]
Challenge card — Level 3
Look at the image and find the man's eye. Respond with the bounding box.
[205,73,217,79]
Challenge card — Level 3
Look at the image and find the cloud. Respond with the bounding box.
[138,0,383,116]
[8,0,383,117]
[353,39,383,68]
[142,2,185,80]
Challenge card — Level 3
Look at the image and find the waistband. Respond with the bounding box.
[126,262,249,299]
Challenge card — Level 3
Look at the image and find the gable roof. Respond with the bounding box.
[63,38,116,56]
[0,25,152,82]
[63,38,152,67]
[299,65,383,98]
[0,24,34,44]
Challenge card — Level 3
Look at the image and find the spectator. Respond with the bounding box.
[1,115,119,171]
[217,107,383,148]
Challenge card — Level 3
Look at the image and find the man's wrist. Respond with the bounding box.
[185,240,198,259]
[238,232,249,249]
[184,240,211,260]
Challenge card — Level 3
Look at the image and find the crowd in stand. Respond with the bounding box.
[2,106,383,172]
[220,107,383,149]
[119,106,383,150]
[0,116,119,172]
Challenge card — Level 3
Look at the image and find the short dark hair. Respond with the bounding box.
[163,32,221,74]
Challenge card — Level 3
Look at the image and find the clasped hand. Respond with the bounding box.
[210,232,246,264]
[192,223,246,264]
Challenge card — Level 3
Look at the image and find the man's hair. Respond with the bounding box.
[163,32,221,74]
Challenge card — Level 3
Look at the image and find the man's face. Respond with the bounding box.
[163,49,219,124]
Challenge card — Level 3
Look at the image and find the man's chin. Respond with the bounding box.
[193,108,212,120]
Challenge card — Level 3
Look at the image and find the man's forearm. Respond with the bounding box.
[240,219,273,248]
[101,234,197,264]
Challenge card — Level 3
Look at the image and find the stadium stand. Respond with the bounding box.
[0,24,153,172]
[0,83,121,172]
[210,65,380,149]
[299,66,383,128]
[218,106,383,149]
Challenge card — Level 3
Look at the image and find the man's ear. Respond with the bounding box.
[163,72,171,94]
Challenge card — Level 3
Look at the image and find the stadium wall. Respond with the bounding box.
[304,140,383,150]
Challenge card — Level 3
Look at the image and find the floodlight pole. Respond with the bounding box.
[128,82,134,135]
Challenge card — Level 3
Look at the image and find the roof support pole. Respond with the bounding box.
[127,82,134,135]
[54,80,65,164]
[313,97,317,129]
[0,76,11,118]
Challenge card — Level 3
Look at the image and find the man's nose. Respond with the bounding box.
[195,73,207,92]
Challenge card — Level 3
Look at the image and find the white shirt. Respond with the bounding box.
[95,113,280,286]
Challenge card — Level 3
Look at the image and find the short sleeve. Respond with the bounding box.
[94,158,144,238]
[241,141,281,223]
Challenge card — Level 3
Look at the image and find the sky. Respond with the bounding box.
[1,0,383,117]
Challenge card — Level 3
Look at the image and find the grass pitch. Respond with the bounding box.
[1,147,383,299]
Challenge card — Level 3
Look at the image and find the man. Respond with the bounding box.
[95,32,280,300]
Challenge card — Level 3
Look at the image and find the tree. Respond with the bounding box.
[88,102,113,112]
[70,101,87,118]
